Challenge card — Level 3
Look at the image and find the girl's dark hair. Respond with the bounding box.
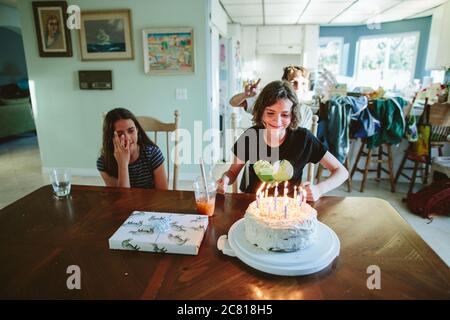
[252,80,299,129]
[101,108,154,177]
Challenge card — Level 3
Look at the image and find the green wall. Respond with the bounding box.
[17,0,209,177]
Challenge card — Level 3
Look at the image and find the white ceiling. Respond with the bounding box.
[1,0,446,25]
[220,0,449,25]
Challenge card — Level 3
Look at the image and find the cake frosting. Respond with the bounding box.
[244,197,317,252]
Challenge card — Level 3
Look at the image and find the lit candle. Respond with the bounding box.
[293,185,297,201]
[260,182,266,195]
[283,181,288,198]
[297,186,302,206]
[274,182,278,211]
[268,198,272,217]
[256,190,260,208]
[284,196,288,219]
[265,184,269,198]
[256,183,265,209]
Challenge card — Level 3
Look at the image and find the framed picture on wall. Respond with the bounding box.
[142,27,194,75]
[32,1,72,57]
[79,9,134,61]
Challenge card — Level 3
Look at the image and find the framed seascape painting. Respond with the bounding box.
[79,9,133,61]
[142,28,194,75]
[32,1,72,57]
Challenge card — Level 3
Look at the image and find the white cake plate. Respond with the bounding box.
[217,219,340,276]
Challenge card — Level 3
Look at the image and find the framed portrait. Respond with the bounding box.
[32,1,72,57]
[79,9,133,61]
[142,27,194,75]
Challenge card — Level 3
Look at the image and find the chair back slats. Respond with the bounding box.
[166,132,170,186]
[137,116,177,132]
[231,112,239,193]
[136,111,179,190]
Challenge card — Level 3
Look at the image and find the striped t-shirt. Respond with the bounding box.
[97,144,164,189]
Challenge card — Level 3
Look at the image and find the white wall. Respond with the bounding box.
[426,0,450,69]
[0,3,21,29]
[255,54,302,87]
[17,0,209,179]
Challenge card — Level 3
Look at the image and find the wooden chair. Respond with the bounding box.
[136,110,180,190]
[395,101,449,195]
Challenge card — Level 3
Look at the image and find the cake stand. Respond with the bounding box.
[217,219,340,276]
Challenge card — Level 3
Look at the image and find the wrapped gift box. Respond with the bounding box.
[109,211,209,255]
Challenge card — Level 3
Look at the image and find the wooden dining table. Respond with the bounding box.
[0,185,449,300]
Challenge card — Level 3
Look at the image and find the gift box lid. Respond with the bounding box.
[109,211,209,255]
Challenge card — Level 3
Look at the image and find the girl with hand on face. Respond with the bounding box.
[97,108,168,189]
[218,81,348,202]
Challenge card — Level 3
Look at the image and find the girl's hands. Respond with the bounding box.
[217,174,230,194]
[113,132,131,166]
[244,78,260,97]
[301,181,322,202]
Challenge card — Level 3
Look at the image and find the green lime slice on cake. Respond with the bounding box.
[253,160,293,183]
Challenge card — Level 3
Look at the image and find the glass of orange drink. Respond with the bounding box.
[193,177,217,217]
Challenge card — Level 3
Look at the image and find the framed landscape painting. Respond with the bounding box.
[79,9,133,61]
[142,27,194,75]
[32,1,72,57]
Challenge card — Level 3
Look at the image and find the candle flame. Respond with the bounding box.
[257,182,265,194]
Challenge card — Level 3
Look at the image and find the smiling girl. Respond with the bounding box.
[218,81,348,201]
[97,108,168,189]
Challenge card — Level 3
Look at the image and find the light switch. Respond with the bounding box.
[176,88,188,100]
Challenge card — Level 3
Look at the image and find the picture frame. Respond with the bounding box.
[79,9,133,61]
[32,1,72,57]
[142,27,194,75]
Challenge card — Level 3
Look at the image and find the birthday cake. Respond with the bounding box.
[244,194,318,252]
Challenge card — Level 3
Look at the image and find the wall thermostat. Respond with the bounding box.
[78,70,112,90]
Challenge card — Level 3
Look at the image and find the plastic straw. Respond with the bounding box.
[199,157,209,199]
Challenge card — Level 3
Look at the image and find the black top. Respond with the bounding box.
[232,126,327,193]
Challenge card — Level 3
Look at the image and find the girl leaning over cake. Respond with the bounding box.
[217,80,348,201]
[97,107,168,189]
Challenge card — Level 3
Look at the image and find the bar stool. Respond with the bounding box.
[350,139,396,192]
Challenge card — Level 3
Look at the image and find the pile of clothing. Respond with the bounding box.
[318,96,407,163]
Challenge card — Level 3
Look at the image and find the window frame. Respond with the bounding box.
[355,31,420,88]
[319,36,344,76]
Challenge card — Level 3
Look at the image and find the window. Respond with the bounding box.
[355,32,420,90]
[318,37,343,76]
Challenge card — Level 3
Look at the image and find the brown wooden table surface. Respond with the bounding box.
[0,185,449,299]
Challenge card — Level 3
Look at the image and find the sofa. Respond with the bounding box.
[0,82,36,139]
[0,97,36,139]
